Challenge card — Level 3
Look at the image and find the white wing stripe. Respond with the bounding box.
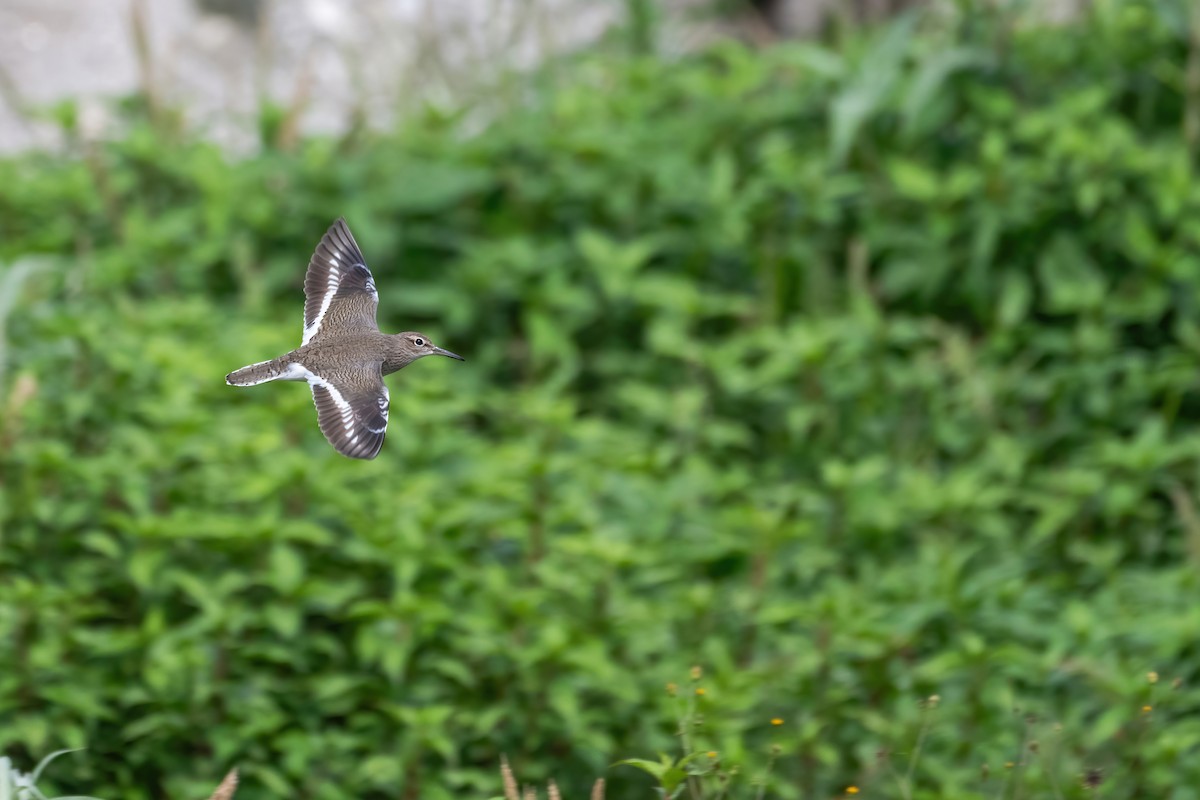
[291,363,380,440]
[301,257,340,346]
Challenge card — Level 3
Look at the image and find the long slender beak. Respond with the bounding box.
[433,346,465,361]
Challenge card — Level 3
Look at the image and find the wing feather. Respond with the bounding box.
[302,218,380,345]
[288,362,388,459]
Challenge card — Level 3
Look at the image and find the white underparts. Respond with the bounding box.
[277,362,313,381]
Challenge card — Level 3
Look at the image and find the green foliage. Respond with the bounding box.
[4,1,1200,798]
[615,671,782,800]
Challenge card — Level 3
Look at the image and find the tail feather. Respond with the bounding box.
[226,358,287,387]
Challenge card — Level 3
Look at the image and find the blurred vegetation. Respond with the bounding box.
[4,1,1200,798]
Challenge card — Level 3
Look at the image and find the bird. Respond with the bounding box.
[226,218,464,459]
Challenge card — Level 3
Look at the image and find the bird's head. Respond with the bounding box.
[397,331,464,363]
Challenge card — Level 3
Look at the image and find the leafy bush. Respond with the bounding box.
[4,1,1200,798]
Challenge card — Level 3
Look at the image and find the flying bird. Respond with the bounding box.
[226,218,463,459]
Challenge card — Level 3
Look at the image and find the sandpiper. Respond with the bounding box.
[226,218,463,459]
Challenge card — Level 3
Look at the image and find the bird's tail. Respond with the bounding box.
[226,357,288,387]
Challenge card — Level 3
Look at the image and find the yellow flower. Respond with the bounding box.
[1147,671,1159,684]
[1142,705,1152,713]
[666,682,677,696]
[695,687,706,696]
[771,717,783,726]
[707,751,717,759]
[846,787,859,795]
[690,666,703,681]
[1005,762,1015,769]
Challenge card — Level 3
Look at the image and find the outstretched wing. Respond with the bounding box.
[304,364,390,460]
[302,218,380,345]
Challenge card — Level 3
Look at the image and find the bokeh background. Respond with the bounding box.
[3,0,1200,798]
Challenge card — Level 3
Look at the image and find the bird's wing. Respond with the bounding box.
[301,218,380,346]
[302,363,389,460]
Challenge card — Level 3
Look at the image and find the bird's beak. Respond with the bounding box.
[433,346,465,361]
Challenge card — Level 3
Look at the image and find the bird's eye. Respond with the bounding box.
[413,338,425,346]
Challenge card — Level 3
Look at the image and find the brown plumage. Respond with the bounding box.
[226,218,464,459]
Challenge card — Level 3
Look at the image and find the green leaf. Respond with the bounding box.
[614,756,671,782]
[829,13,917,165]
[269,543,306,594]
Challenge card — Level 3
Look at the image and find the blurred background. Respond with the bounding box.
[0,0,978,154]
[2,0,1200,798]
